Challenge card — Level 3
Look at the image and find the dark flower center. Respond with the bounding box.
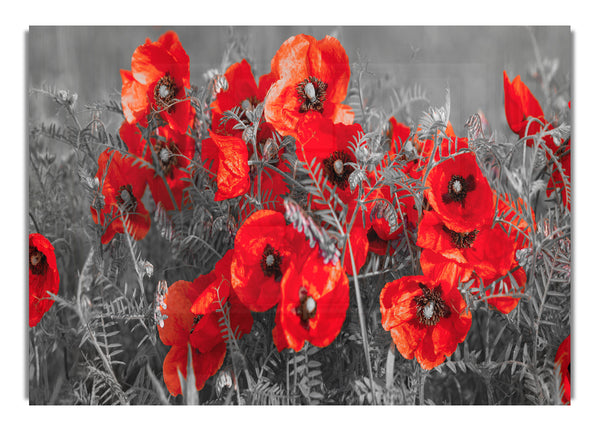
[441,225,479,249]
[295,286,317,330]
[296,76,327,113]
[323,150,354,190]
[29,246,48,275]
[366,226,380,243]
[260,244,283,281]
[115,184,138,214]
[152,140,180,177]
[153,74,177,111]
[413,283,451,327]
[441,174,476,207]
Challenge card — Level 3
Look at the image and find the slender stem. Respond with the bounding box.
[347,239,377,405]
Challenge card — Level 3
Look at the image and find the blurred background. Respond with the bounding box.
[28,26,571,138]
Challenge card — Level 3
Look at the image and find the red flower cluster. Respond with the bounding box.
[29,233,60,327]
[417,151,530,315]
[91,31,197,243]
[504,71,571,210]
[379,112,537,368]
[201,58,289,213]
[157,250,253,397]
[230,210,350,352]
[86,29,566,384]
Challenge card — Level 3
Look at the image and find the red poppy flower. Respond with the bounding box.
[29,233,60,327]
[297,116,364,205]
[380,275,472,370]
[275,248,349,352]
[546,139,571,211]
[90,149,151,244]
[418,210,517,281]
[424,152,494,232]
[119,121,195,211]
[230,210,306,312]
[503,71,558,155]
[263,34,354,139]
[201,130,250,201]
[210,59,274,137]
[157,280,227,397]
[554,335,571,404]
[189,250,254,355]
[121,31,194,134]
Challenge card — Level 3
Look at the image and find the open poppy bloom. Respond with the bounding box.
[380,275,472,370]
[425,152,494,232]
[230,210,306,312]
[157,280,227,397]
[90,149,151,244]
[201,130,250,201]
[189,250,254,355]
[121,31,194,134]
[554,334,571,404]
[297,116,364,205]
[417,210,517,281]
[503,71,558,155]
[119,121,195,211]
[29,233,60,327]
[263,34,354,139]
[275,248,349,352]
[210,59,274,137]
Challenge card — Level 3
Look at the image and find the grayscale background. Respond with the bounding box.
[28,26,571,138]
